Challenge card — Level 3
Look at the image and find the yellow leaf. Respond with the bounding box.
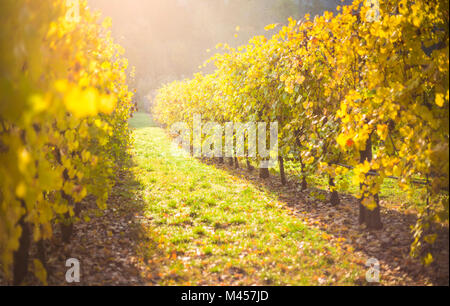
[98,94,116,114]
[29,94,49,112]
[435,93,445,107]
[65,88,98,118]
[424,234,437,244]
[264,24,278,31]
[33,259,47,285]
[102,17,112,29]
[15,182,26,198]
[393,165,401,177]
[422,253,434,266]
[376,124,388,140]
[362,197,377,210]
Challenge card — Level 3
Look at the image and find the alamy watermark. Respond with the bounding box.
[65,258,80,283]
[365,0,381,22]
[170,114,278,169]
[365,257,380,283]
[65,0,80,23]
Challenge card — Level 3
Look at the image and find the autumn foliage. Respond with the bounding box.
[154,0,449,264]
[0,0,134,283]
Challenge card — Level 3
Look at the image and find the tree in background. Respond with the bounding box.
[88,0,346,110]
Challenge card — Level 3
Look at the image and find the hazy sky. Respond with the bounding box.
[87,0,345,98]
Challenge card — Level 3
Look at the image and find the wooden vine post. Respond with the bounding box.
[359,135,383,230]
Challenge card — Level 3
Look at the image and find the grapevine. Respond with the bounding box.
[154,0,449,264]
[0,0,134,283]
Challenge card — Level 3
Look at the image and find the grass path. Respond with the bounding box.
[129,113,364,285]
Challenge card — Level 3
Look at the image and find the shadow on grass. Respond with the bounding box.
[0,152,159,285]
[106,163,160,285]
[126,112,448,285]
[22,113,164,285]
[198,157,449,286]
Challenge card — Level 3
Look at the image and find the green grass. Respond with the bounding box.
[129,113,364,285]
